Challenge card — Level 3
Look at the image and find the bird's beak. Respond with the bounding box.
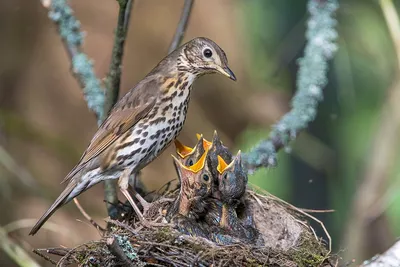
[217,66,236,81]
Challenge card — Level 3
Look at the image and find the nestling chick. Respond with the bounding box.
[174,134,211,167]
[216,151,261,243]
[206,131,233,198]
[167,151,214,237]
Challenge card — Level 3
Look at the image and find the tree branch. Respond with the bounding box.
[242,0,339,173]
[168,0,195,53]
[103,0,134,118]
[103,0,134,219]
[106,235,142,266]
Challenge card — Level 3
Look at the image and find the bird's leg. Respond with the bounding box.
[118,169,146,221]
[129,172,151,215]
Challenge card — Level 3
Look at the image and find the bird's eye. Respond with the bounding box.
[203,48,213,58]
[187,159,194,166]
[202,174,210,182]
[223,173,228,180]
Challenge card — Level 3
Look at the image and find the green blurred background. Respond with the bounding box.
[1,0,399,266]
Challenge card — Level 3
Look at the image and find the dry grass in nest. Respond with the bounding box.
[34,186,337,267]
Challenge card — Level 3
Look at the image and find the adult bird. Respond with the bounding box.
[29,37,236,235]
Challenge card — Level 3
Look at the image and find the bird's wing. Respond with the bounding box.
[62,78,160,183]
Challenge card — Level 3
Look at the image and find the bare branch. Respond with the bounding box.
[73,198,106,234]
[103,0,134,118]
[103,0,135,219]
[106,236,142,266]
[168,0,195,53]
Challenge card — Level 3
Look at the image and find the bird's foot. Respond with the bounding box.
[133,191,151,215]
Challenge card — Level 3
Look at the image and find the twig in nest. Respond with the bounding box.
[106,236,136,267]
[299,208,335,213]
[107,219,138,235]
[73,198,105,234]
[33,249,58,265]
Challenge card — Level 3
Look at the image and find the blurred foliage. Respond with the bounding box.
[240,0,400,256]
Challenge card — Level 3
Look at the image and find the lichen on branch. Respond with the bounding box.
[45,0,106,125]
[242,0,339,173]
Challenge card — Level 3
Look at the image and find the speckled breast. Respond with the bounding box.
[112,93,191,172]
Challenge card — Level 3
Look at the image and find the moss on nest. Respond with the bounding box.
[35,187,336,267]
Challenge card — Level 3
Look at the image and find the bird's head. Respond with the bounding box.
[217,151,248,201]
[179,37,236,81]
[174,134,211,167]
[172,150,213,200]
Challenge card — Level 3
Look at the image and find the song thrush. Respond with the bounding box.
[167,151,213,219]
[215,152,261,244]
[29,37,236,235]
[167,151,213,237]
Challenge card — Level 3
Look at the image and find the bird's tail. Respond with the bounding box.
[29,179,80,235]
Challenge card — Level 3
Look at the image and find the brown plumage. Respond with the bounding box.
[30,37,236,235]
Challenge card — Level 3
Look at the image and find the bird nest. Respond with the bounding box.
[34,188,335,267]
[34,133,336,266]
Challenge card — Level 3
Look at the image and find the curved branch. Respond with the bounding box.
[242,0,339,173]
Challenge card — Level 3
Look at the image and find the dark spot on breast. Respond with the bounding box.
[116,138,140,150]
[167,81,175,89]
[162,91,178,102]
[151,117,167,124]
[162,103,173,116]
[148,142,157,153]
[140,139,145,145]
[136,129,142,135]
[116,147,142,161]
[150,130,161,140]
[180,81,188,90]
[142,132,148,137]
